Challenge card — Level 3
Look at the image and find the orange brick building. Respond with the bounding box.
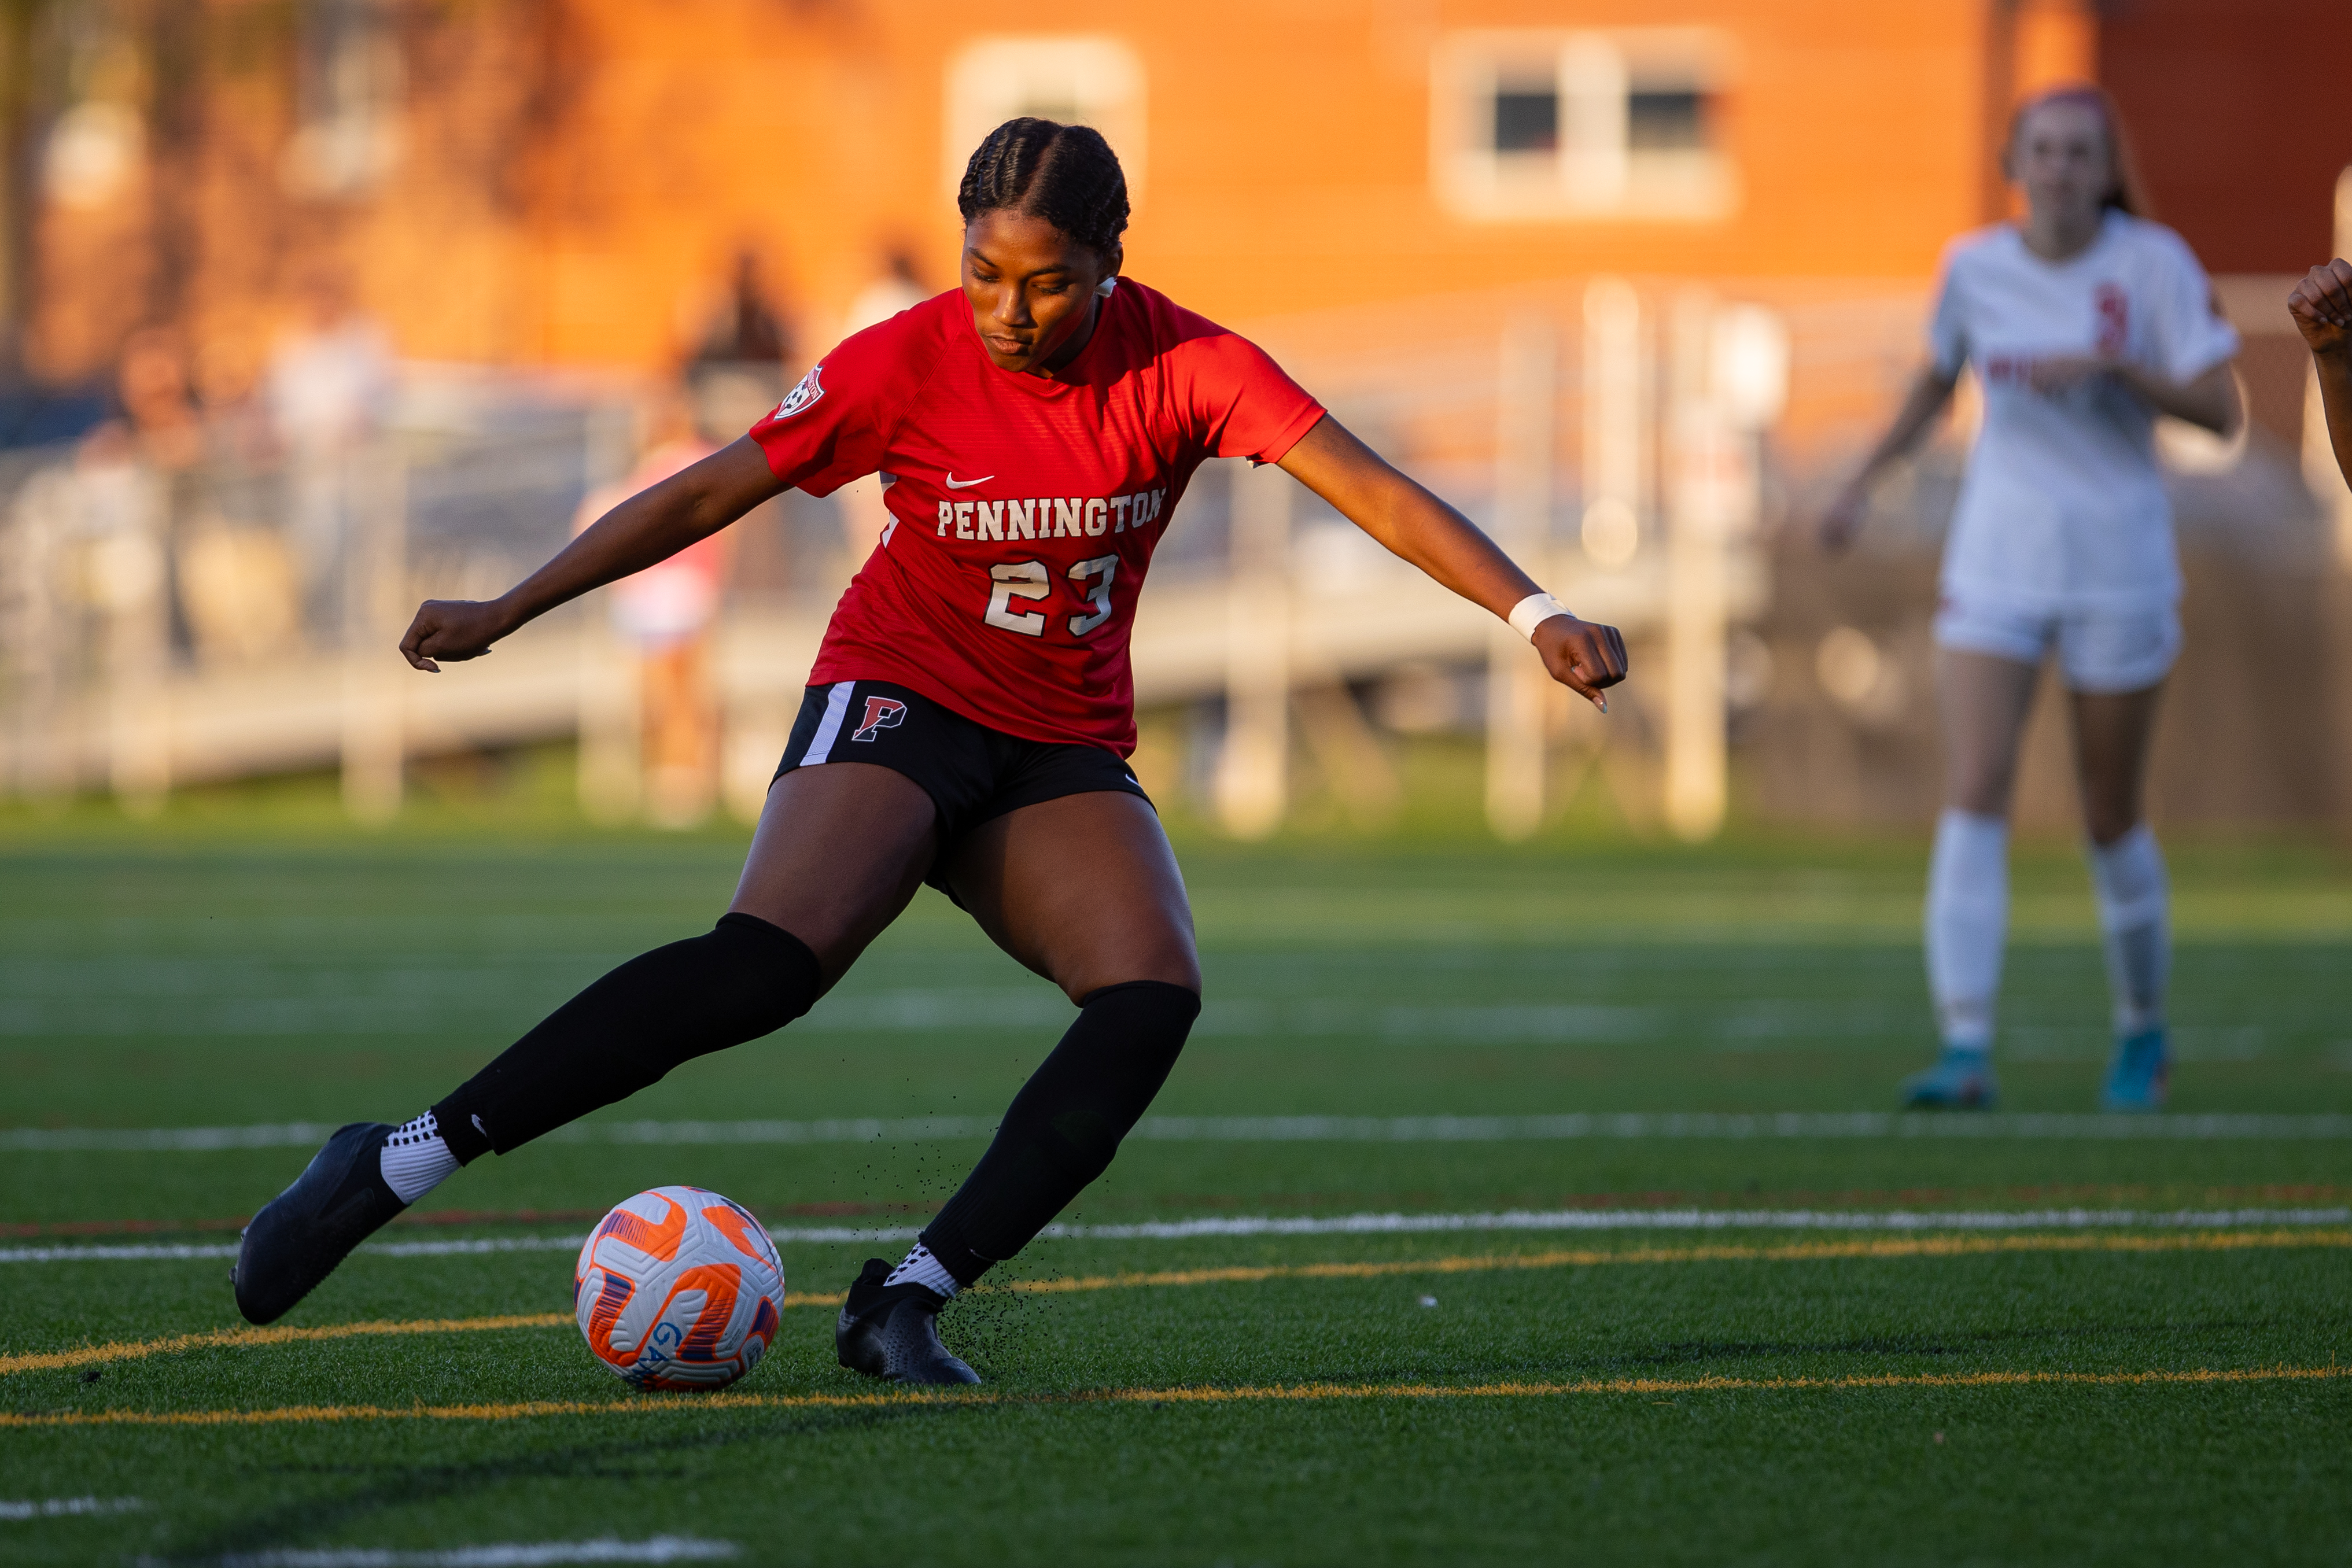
[13,0,2125,393]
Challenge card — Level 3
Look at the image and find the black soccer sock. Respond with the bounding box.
[920,979,1200,1285]
[432,912,821,1161]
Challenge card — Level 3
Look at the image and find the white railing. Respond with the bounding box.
[0,279,1920,837]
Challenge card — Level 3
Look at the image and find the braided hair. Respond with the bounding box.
[957,119,1130,254]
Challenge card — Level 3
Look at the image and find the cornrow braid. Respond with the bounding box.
[957,118,1130,253]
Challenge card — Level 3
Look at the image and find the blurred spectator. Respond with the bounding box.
[687,249,791,441]
[115,326,204,471]
[71,421,168,605]
[697,249,792,366]
[67,333,184,707]
[576,389,728,827]
[830,249,929,560]
[68,417,172,808]
[179,325,302,665]
[267,272,392,615]
[842,248,928,338]
[193,329,275,461]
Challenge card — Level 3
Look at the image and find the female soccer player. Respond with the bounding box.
[1822,86,2239,1112]
[2290,257,2352,488]
[231,120,1630,1379]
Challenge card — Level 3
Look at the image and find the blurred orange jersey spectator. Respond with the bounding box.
[573,432,729,647]
[575,403,729,827]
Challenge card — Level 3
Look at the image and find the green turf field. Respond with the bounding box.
[3,807,2349,1565]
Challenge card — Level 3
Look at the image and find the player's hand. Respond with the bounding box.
[2027,355,2111,396]
[1533,614,1628,713]
[2288,260,2352,356]
[1820,476,1870,553]
[399,597,514,672]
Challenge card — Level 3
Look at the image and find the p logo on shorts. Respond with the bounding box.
[852,696,908,743]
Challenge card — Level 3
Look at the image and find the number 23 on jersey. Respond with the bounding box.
[938,488,1165,641]
[985,556,1118,638]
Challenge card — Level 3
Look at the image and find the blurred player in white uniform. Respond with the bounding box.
[1823,86,2241,1111]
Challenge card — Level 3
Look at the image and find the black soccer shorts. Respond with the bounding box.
[773,679,1151,891]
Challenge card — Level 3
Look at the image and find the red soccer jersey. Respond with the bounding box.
[747,280,1325,755]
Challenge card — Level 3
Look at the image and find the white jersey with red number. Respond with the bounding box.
[749,281,1325,755]
[1929,211,2239,613]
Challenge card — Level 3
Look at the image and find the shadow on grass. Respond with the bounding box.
[158,1400,977,1562]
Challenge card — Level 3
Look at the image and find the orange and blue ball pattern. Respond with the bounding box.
[573,1185,787,1390]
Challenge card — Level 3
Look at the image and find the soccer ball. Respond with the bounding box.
[573,1185,787,1390]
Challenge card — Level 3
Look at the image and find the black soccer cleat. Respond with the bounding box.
[834,1257,981,1385]
[231,1122,408,1325]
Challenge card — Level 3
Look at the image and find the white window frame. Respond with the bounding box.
[1431,28,1735,222]
[282,0,404,198]
[942,36,1148,208]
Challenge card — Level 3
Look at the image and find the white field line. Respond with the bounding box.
[8,1110,2352,1154]
[0,1495,143,1519]
[184,1540,738,1567]
[7,1206,2347,1264]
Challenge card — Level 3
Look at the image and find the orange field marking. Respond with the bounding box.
[6,1228,2342,1381]
[0,1295,842,1377]
[4,1364,2347,1429]
[991,1227,2352,1296]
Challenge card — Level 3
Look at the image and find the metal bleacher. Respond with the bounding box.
[1,279,1845,837]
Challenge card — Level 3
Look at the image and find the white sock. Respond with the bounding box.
[883,1242,960,1298]
[2088,824,2169,1036]
[1925,809,2009,1053]
[379,1111,458,1205]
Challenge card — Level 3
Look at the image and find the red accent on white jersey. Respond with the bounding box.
[749,281,1325,755]
[1926,212,2238,613]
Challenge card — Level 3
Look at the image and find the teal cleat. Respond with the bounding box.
[1901,1046,1999,1109]
[2100,1027,2170,1112]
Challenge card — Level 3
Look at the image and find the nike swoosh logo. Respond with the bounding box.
[943,474,994,490]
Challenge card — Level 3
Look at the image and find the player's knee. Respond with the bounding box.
[1947,761,2016,817]
[1075,977,1201,1088]
[1082,976,1203,1019]
[696,912,824,1038]
[1013,980,1200,1171]
[1057,946,1200,1006]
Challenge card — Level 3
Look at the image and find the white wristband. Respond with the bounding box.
[1507,592,1573,642]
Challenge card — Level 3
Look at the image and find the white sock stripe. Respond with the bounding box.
[2088,823,2164,881]
[800,682,854,766]
[1927,809,2011,1048]
[379,1114,458,1205]
[2087,828,2170,1024]
[2091,895,2168,931]
[883,1241,960,1296]
[385,1112,441,1149]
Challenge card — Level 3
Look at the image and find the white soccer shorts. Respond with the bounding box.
[1932,597,2181,694]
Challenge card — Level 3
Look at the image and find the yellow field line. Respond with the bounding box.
[8,1229,2342,1380]
[0,1294,839,1377]
[997,1227,2352,1295]
[5,1364,2346,1429]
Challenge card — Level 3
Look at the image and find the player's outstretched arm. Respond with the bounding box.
[2290,260,2352,490]
[2026,355,2240,433]
[399,436,786,672]
[1820,364,1958,552]
[1275,414,1628,710]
